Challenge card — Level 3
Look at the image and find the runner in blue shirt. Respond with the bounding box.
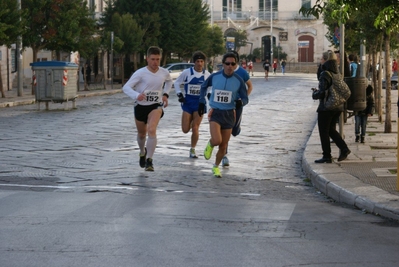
[198,52,249,178]
[174,51,211,158]
[221,50,253,167]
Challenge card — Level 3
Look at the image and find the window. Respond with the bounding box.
[259,0,278,12]
[302,0,311,9]
[223,0,242,18]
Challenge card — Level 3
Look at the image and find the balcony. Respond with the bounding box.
[211,11,315,22]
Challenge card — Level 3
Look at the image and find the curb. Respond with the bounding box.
[0,89,123,109]
[302,133,399,221]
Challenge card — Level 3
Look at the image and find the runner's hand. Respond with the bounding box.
[235,100,242,109]
[198,103,205,117]
[177,93,185,103]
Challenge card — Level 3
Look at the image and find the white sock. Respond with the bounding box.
[137,136,146,155]
[146,136,157,159]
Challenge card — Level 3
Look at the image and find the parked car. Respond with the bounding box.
[382,74,398,90]
[162,63,194,80]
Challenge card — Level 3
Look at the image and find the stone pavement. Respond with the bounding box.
[1,78,399,221]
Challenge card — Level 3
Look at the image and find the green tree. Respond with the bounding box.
[202,25,225,61]
[0,0,25,98]
[227,29,248,53]
[300,0,399,132]
[111,13,146,84]
[22,0,96,62]
[101,0,210,65]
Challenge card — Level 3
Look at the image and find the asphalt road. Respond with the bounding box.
[1,73,399,267]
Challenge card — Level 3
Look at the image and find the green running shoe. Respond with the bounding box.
[204,141,214,160]
[212,166,222,178]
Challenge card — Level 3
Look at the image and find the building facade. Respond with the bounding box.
[204,0,330,63]
[0,0,330,91]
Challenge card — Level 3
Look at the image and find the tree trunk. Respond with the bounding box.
[121,55,125,85]
[384,34,392,133]
[0,63,5,98]
[378,46,383,122]
[32,48,39,95]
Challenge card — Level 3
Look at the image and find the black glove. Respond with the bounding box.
[198,103,205,117]
[207,93,211,100]
[235,100,243,110]
[177,93,185,103]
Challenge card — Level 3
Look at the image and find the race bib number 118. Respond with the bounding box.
[213,89,232,103]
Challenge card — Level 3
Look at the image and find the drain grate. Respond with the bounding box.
[340,161,399,195]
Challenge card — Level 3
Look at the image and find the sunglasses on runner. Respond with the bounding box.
[224,62,236,66]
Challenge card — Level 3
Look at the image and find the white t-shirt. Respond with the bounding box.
[123,67,173,106]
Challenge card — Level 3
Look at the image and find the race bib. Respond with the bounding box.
[187,84,201,96]
[213,89,232,103]
[145,91,161,102]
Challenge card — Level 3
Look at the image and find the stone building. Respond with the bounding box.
[204,0,330,63]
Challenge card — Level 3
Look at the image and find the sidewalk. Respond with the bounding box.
[303,90,399,221]
[0,83,122,108]
[1,81,399,221]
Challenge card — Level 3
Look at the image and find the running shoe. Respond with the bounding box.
[203,141,214,160]
[222,156,230,167]
[212,166,222,178]
[189,148,198,158]
[145,158,154,171]
[139,148,147,168]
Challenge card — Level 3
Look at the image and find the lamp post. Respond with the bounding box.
[111,31,114,90]
[17,0,23,96]
[270,0,273,61]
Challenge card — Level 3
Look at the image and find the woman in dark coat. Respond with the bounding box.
[312,50,351,163]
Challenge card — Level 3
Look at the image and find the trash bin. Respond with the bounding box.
[344,77,368,111]
[30,61,79,110]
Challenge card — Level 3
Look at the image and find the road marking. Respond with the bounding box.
[0,183,261,197]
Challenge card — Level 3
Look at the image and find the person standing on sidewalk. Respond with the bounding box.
[221,50,253,168]
[355,85,374,143]
[197,52,249,178]
[312,50,351,163]
[122,46,173,171]
[174,51,211,158]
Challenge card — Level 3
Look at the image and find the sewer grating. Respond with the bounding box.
[339,161,399,195]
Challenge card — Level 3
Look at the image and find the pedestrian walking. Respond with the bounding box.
[263,59,270,80]
[349,54,359,77]
[312,50,351,163]
[392,59,398,76]
[248,60,254,76]
[241,60,247,71]
[174,51,211,158]
[281,59,286,75]
[272,60,277,75]
[122,46,173,171]
[198,52,249,178]
[220,50,253,167]
[355,85,374,143]
[82,63,92,86]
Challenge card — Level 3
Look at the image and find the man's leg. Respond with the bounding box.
[135,119,147,168]
[143,108,162,171]
[190,111,203,157]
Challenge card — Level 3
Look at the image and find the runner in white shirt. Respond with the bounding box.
[123,46,173,171]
